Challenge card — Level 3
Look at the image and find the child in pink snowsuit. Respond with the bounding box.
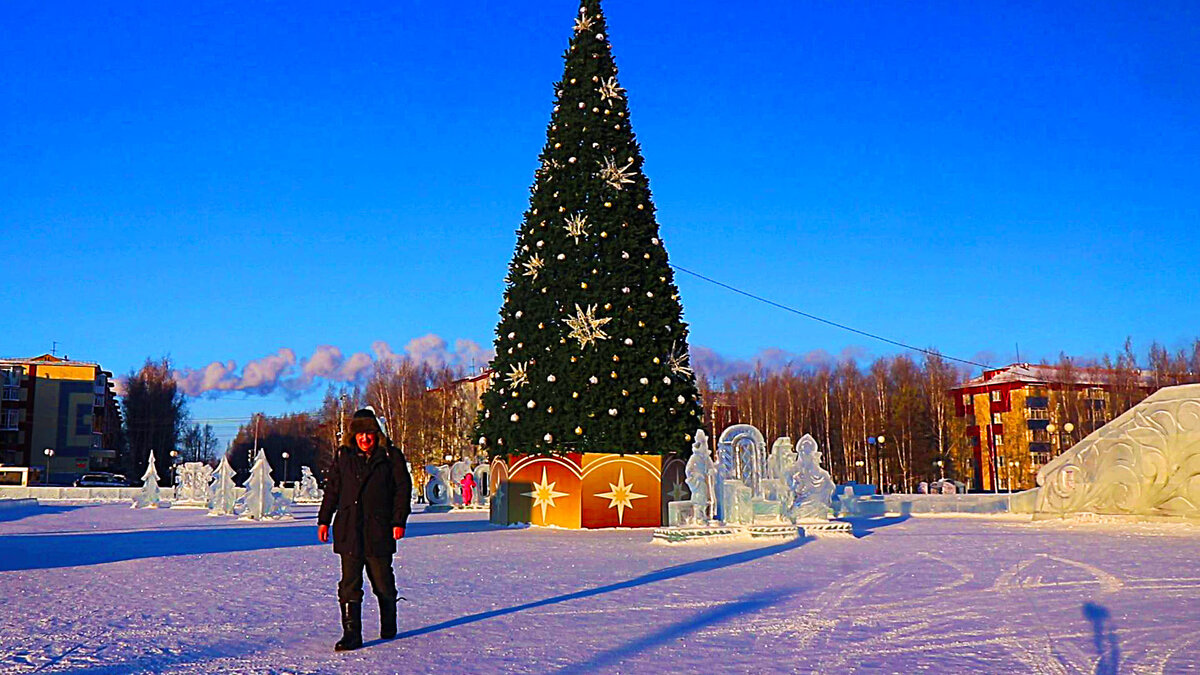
[460,471,476,505]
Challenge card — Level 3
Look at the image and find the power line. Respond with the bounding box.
[669,263,992,370]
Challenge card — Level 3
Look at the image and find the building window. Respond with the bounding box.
[995,434,1004,446]
[0,409,18,430]
[1,386,17,401]
[991,391,1001,402]
[962,394,970,407]
[992,413,1002,424]
[0,367,21,387]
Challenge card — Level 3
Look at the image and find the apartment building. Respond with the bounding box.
[949,363,1152,492]
[0,354,122,483]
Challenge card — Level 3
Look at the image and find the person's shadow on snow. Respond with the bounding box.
[1083,602,1120,675]
[393,537,809,642]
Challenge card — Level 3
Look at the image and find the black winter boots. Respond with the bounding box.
[335,602,363,652]
[380,599,398,640]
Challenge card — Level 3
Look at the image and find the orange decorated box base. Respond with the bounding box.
[490,453,687,529]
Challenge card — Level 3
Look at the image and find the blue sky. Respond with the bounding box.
[3,1,1197,442]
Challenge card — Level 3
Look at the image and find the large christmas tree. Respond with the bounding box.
[477,0,701,459]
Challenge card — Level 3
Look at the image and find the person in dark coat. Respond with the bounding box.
[318,408,413,651]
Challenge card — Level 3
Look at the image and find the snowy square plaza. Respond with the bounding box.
[4,502,1199,673]
[5,0,1199,671]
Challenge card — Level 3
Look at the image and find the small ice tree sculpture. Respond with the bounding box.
[295,465,323,503]
[208,455,240,516]
[132,450,163,508]
[239,450,290,520]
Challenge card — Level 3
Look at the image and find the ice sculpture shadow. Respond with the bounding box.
[0,503,85,524]
[0,517,500,571]
[395,537,810,641]
[1083,602,1120,675]
[557,587,795,674]
[839,514,911,538]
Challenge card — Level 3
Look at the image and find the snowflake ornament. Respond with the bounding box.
[566,303,613,349]
[564,213,590,243]
[598,156,635,191]
[573,6,594,33]
[506,361,530,389]
[598,76,624,106]
[521,253,545,280]
[667,343,694,378]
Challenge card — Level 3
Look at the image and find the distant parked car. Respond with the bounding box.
[74,473,130,487]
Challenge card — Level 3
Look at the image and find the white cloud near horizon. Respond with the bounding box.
[116,337,878,399]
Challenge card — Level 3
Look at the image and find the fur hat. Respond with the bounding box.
[349,408,382,438]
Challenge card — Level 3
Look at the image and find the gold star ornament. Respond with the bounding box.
[565,303,612,349]
[598,76,624,106]
[521,253,545,280]
[564,213,590,244]
[505,361,530,389]
[598,156,635,191]
[573,7,594,33]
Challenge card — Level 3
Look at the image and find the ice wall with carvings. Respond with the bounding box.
[1036,384,1200,518]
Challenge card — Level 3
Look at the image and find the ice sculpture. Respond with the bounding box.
[761,437,797,504]
[768,437,798,482]
[174,462,213,508]
[684,430,717,522]
[424,464,450,506]
[471,463,490,507]
[1036,384,1200,519]
[208,455,240,515]
[787,434,836,521]
[294,465,323,503]
[836,485,859,517]
[238,450,291,520]
[449,460,472,506]
[719,425,767,497]
[655,425,852,542]
[132,451,163,508]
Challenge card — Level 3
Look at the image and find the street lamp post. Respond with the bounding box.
[935,459,945,481]
[876,435,887,492]
[169,450,179,487]
[282,451,290,485]
[1047,421,1076,457]
[854,459,865,484]
[1007,460,1018,494]
[43,448,54,485]
[866,437,876,487]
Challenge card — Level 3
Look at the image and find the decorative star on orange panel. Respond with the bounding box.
[522,467,570,522]
[594,469,646,525]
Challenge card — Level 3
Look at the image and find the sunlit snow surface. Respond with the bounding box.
[3,504,1200,674]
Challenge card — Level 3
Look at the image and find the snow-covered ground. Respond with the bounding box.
[3,503,1200,674]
